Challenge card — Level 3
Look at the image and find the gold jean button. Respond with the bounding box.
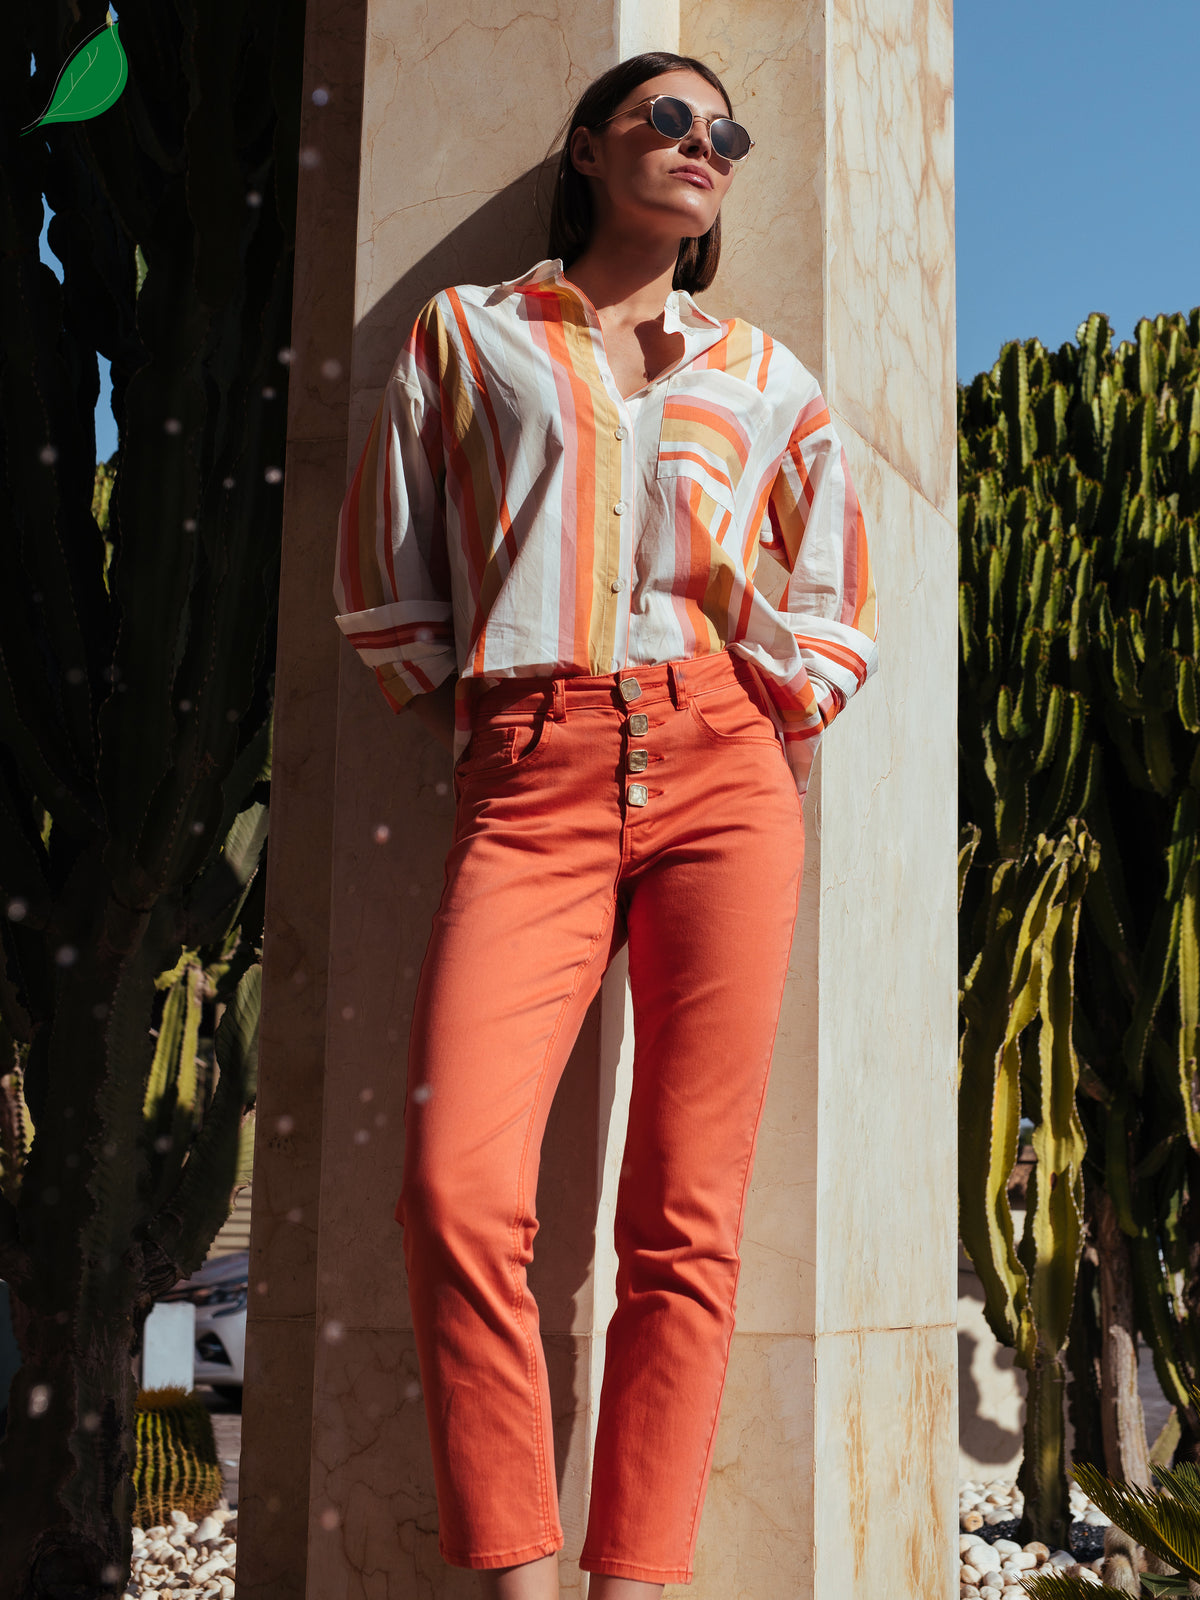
[619,677,642,702]
[627,783,649,807]
[628,711,649,736]
[627,749,648,773]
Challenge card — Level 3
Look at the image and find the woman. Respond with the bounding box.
[334,51,878,1600]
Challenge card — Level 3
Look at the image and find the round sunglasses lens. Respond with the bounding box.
[711,119,751,161]
[649,96,694,140]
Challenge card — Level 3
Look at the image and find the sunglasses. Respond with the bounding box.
[594,94,755,164]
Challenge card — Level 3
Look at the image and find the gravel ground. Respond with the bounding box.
[123,1507,237,1598]
[959,1477,1115,1597]
[118,1470,1117,1597]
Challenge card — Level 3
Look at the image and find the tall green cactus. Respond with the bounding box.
[0,4,300,1595]
[960,307,1200,1517]
[960,824,1097,1546]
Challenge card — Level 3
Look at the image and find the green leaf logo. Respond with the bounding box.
[19,14,128,137]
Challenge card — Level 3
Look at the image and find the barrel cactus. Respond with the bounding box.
[0,4,300,1595]
[132,1387,223,1528]
[959,307,1200,1535]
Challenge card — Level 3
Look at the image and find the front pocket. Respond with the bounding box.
[455,714,553,781]
[688,680,781,745]
[655,382,772,519]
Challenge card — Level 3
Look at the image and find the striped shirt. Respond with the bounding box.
[334,257,878,793]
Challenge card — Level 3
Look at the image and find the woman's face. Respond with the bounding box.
[571,69,738,245]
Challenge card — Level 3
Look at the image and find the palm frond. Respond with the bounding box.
[1018,1569,1150,1599]
[1071,1464,1200,1581]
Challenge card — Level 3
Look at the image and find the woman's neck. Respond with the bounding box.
[563,229,681,326]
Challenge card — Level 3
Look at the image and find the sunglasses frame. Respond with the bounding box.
[593,93,756,164]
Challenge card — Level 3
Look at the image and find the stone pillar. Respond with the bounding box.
[240,1,958,1595]
[679,6,960,1592]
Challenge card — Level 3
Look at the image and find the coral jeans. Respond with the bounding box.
[396,649,806,1583]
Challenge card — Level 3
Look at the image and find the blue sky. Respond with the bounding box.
[36,1,1200,457]
[955,0,1200,381]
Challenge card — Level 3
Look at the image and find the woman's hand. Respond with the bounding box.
[408,675,458,754]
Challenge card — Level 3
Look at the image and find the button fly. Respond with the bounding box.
[628,712,649,736]
[627,783,649,808]
[619,678,642,703]
[627,749,648,773]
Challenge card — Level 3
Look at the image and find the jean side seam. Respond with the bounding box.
[680,853,805,1563]
[508,887,619,1548]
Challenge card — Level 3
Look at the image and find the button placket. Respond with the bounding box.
[623,697,651,809]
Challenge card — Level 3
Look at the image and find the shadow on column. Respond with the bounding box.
[344,155,621,1529]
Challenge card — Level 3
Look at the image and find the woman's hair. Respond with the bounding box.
[546,53,734,295]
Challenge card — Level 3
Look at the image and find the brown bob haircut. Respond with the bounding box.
[547,53,734,295]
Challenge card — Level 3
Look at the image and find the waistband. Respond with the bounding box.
[467,649,758,719]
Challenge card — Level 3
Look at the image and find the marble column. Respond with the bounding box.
[240,0,959,1595]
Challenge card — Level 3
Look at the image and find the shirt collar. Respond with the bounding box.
[500,257,723,333]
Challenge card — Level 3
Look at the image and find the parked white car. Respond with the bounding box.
[157,1249,247,1401]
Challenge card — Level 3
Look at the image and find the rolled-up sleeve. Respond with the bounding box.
[333,307,456,711]
[766,390,879,726]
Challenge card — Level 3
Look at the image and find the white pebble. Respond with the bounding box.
[193,1515,224,1545]
[1082,1510,1110,1526]
[993,1538,1022,1555]
[985,1508,1013,1525]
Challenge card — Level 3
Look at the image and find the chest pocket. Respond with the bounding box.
[655,381,771,520]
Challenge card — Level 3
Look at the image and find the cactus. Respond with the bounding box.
[132,1387,223,1527]
[0,4,299,1595]
[960,307,1200,1520]
[959,824,1097,1547]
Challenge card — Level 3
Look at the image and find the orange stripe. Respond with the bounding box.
[350,619,453,650]
[662,399,751,467]
[794,635,870,686]
[340,408,382,612]
[544,302,603,669]
[447,288,518,636]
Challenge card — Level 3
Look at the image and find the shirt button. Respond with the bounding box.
[610,578,625,593]
[613,500,627,515]
[614,426,627,441]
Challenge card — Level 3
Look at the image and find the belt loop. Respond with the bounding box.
[551,678,566,721]
[668,659,690,710]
